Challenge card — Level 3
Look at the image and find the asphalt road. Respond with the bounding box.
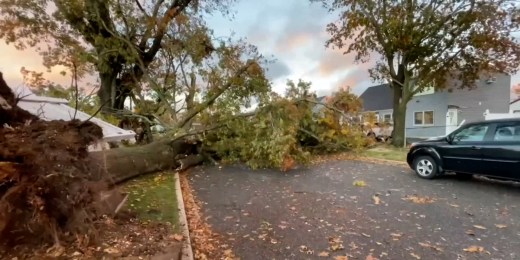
[189,160,520,260]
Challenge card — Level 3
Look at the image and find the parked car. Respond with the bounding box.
[363,122,393,142]
[407,118,520,181]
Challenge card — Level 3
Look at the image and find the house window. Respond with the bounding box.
[414,83,435,96]
[414,111,434,126]
[383,114,392,123]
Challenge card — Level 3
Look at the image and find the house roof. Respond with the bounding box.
[11,86,135,142]
[359,84,394,111]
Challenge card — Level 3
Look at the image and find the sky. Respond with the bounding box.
[204,0,376,96]
[1,0,519,98]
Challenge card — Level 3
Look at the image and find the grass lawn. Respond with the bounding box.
[122,172,180,231]
[361,145,409,162]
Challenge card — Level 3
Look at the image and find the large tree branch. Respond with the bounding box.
[138,0,166,49]
[144,0,193,63]
[176,61,256,129]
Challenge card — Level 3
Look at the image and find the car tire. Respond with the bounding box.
[455,172,473,180]
[412,155,439,179]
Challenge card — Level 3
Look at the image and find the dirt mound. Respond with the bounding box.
[0,72,105,250]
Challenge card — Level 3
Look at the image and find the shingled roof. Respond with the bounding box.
[359,84,394,111]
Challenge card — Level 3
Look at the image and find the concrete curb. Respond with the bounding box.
[175,172,193,260]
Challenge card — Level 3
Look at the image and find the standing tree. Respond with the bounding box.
[317,0,520,146]
[0,0,232,112]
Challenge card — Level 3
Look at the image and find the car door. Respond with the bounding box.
[440,123,491,174]
[479,121,520,180]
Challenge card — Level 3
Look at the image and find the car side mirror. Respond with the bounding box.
[446,135,454,144]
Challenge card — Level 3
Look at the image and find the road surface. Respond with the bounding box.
[190,160,520,260]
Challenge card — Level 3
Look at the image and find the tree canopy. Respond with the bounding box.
[0,0,235,111]
[317,0,520,146]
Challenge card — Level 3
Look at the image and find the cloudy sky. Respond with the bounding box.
[1,0,519,98]
[204,0,376,96]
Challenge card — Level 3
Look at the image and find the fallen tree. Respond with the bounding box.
[0,72,106,248]
[90,138,205,185]
[0,68,370,255]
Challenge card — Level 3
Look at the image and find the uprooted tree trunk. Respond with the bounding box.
[0,72,205,249]
[0,72,107,247]
[90,138,206,185]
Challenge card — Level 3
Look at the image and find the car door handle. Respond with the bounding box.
[471,146,481,150]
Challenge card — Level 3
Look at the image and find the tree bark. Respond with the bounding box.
[89,138,203,184]
[391,102,407,147]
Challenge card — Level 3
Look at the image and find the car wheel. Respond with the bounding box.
[412,155,438,179]
[455,172,473,180]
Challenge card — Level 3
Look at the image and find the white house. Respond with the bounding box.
[10,86,135,151]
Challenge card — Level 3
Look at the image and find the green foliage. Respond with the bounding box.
[318,0,520,146]
[207,97,310,170]
[206,80,369,170]
[303,89,369,154]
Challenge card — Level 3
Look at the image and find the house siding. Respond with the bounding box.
[446,73,511,124]
[358,73,512,138]
[405,92,449,138]
[362,109,393,122]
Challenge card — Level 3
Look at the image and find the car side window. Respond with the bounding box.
[453,124,489,142]
[493,122,520,142]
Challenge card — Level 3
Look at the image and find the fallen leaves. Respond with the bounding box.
[390,233,402,241]
[172,234,183,242]
[495,224,507,229]
[180,174,231,260]
[328,236,345,251]
[418,242,443,252]
[335,256,349,260]
[402,195,436,204]
[299,245,314,255]
[473,225,486,230]
[318,251,330,257]
[463,245,489,254]
[410,252,421,259]
[372,195,381,205]
[365,254,379,260]
[353,180,367,187]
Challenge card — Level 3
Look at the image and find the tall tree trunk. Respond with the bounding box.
[392,83,406,147]
[391,101,407,147]
[99,71,118,110]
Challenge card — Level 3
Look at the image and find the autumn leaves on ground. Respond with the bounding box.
[1,0,520,259]
[189,162,519,259]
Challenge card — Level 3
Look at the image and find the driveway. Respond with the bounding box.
[189,160,520,260]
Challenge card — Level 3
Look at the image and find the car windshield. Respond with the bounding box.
[453,125,488,142]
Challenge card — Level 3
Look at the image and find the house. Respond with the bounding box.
[359,73,512,138]
[10,85,136,151]
[511,98,520,114]
[358,84,394,123]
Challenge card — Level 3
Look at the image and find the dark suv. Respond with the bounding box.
[407,118,520,180]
